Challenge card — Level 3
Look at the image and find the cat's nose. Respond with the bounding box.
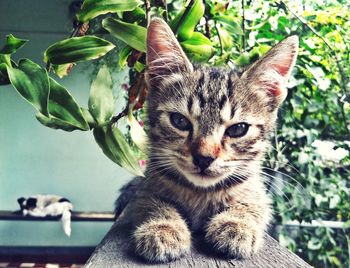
[192,153,215,171]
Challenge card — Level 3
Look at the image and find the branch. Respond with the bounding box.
[204,15,211,39]
[279,1,332,50]
[278,0,350,136]
[110,108,128,124]
[145,0,151,26]
[110,73,146,124]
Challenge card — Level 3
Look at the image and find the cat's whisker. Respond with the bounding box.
[261,166,306,192]
[267,146,302,173]
[259,170,305,196]
[223,158,306,196]
[228,167,298,206]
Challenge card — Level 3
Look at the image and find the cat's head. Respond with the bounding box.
[17,197,37,210]
[145,18,298,189]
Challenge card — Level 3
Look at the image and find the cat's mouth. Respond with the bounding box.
[175,161,228,187]
[194,171,219,179]
[176,161,223,181]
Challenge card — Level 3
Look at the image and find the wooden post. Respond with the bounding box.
[86,218,311,267]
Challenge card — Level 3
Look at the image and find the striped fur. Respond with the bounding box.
[121,18,298,262]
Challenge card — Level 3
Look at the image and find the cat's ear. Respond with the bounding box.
[17,197,25,206]
[242,35,298,105]
[146,18,193,85]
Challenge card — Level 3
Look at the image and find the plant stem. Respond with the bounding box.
[174,0,195,35]
[110,73,146,124]
[163,0,168,22]
[241,0,246,52]
[70,22,83,38]
[215,23,223,55]
[110,108,128,124]
[204,15,211,39]
[145,0,151,26]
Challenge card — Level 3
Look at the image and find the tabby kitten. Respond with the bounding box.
[118,18,298,262]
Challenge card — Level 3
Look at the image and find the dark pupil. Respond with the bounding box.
[170,113,191,131]
[226,123,249,138]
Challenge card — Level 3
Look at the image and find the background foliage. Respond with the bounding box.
[0,0,349,266]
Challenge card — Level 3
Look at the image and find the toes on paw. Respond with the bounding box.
[206,219,262,259]
[134,220,191,262]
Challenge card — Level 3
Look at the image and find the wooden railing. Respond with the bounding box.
[86,217,312,268]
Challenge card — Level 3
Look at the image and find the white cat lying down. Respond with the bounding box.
[17,194,73,236]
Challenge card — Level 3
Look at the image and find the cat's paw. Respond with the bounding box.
[205,214,263,259]
[133,219,191,263]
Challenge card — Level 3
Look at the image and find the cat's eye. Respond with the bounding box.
[225,123,249,138]
[170,112,192,131]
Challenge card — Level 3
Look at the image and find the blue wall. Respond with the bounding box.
[0,0,133,246]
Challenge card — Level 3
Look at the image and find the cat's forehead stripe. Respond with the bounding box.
[197,91,206,108]
[209,68,221,80]
[198,71,205,87]
[227,76,233,97]
[219,95,227,110]
[187,96,193,112]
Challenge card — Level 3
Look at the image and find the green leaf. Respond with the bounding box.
[48,78,89,130]
[36,113,84,132]
[257,44,271,55]
[134,61,144,72]
[93,127,118,163]
[0,59,17,85]
[77,0,142,22]
[44,36,115,65]
[0,62,10,85]
[248,47,261,63]
[216,26,233,49]
[182,32,211,46]
[88,65,115,124]
[81,107,97,128]
[329,195,340,209]
[94,126,144,176]
[52,63,74,78]
[1,34,27,54]
[122,7,146,23]
[170,0,205,41]
[235,52,250,67]
[214,15,243,35]
[0,54,11,67]
[106,125,144,176]
[181,32,214,62]
[102,18,146,52]
[118,45,133,68]
[6,59,49,116]
[127,112,148,152]
[307,238,322,250]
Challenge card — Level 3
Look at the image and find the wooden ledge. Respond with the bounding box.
[86,219,311,268]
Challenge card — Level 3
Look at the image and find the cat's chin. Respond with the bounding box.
[181,170,226,188]
[175,162,228,188]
